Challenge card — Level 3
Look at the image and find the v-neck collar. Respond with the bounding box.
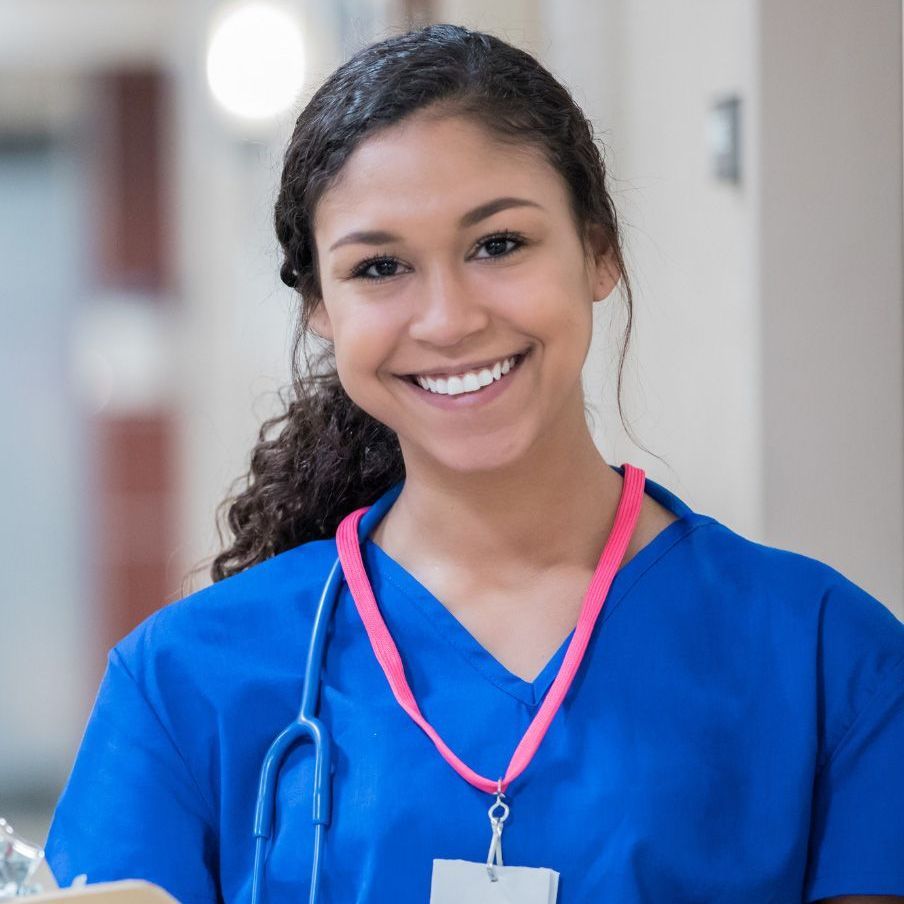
[359,465,713,707]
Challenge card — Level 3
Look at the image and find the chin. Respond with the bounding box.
[416,434,534,477]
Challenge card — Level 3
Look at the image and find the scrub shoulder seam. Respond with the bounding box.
[817,649,904,774]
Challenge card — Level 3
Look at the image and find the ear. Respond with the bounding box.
[307,299,334,341]
[585,223,622,303]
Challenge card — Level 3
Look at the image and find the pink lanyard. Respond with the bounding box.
[335,462,646,796]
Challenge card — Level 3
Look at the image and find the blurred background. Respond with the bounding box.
[1,0,902,866]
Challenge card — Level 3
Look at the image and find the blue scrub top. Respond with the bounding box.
[46,467,904,903]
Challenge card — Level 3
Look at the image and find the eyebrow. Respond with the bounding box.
[327,196,544,253]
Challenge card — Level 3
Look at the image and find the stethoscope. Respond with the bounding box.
[250,481,404,904]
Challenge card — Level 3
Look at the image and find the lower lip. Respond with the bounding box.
[396,351,530,410]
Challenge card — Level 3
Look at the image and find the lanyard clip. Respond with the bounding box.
[486,779,510,882]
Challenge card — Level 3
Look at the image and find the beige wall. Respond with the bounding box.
[543,0,764,535]
[759,0,903,612]
[542,0,903,615]
[434,0,544,51]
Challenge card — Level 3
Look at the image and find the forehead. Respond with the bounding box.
[313,113,569,236]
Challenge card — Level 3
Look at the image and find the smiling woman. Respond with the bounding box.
[43,21,904,904]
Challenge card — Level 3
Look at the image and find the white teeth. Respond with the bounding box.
[413,354,522,396]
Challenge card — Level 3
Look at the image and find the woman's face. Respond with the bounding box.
[310,111,620,477]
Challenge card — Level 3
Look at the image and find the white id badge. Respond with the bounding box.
[429,859,559,903]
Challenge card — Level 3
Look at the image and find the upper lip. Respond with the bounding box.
[402,347,529,379]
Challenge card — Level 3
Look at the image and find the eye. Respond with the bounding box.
[472,230,527,260]
[350,254,404,282]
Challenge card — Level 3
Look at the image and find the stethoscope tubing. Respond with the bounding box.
[250,484,403,904]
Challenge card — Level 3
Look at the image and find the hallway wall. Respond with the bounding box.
[542,0,903,614]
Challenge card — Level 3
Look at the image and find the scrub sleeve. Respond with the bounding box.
[45,647,219,904]
[805,656,904,899]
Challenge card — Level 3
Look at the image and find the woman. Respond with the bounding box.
[46,23,904,904]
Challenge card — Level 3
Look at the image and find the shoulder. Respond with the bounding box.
[118,538,336,658]
[112,538,339,718]
[677,516,904,757]
[679,514,901,640]
[98,538,342,805]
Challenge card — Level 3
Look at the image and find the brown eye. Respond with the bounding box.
[473,231,527,260]
[368,259,400,278]
[351,256,404,281]
[483,236,515,256]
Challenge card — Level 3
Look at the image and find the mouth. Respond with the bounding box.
[398,347,531,397]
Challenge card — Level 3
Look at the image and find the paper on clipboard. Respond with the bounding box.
[22,880,182,904]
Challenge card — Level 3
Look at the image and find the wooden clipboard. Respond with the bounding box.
[24,881,181,904]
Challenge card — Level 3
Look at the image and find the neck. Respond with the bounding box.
[373,409,626,580]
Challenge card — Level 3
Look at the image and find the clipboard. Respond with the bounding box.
[23,881,182,904]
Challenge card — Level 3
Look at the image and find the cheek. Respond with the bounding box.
[329,313,401,395]
[333,342,376,398]
[331,296,408,346]
[509,287,592,347]
[506,250,590,325]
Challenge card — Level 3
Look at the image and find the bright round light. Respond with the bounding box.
[206,1,306,122]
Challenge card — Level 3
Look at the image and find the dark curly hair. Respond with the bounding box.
[203,22,647,585]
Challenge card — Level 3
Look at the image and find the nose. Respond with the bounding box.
[407,267,490,347]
